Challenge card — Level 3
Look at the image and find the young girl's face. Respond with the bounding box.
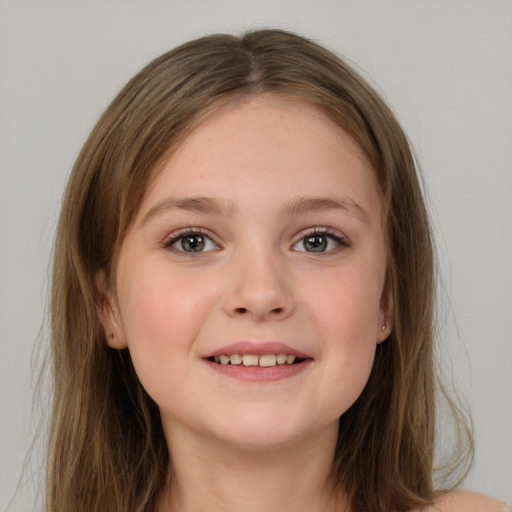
[101,95,393,449]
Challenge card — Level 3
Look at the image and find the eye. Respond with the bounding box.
[292,230,346,253]
[164,230,218,253]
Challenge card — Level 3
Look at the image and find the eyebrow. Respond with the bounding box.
[141,195,369,225]
[281,196,370,224]
[141,196,237,225]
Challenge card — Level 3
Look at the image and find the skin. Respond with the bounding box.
[97,95,505,512]
[423,492,508,512]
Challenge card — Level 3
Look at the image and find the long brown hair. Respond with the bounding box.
[48,29,472,512]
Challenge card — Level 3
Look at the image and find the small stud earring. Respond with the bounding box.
[381,324,386,332]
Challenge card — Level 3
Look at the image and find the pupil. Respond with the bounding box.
[305,235,327,252]
[182,234,205,252]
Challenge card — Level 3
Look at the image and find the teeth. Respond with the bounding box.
[259,354,276,367]
[242,354,259,366]
[286,355,296,365]
[230,354,242,365]
[276,353,287,365]
[212,353,301,367]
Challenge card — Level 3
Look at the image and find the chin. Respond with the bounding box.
[201,406,335,452]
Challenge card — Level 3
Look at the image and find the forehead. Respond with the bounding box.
[140,94,382,223]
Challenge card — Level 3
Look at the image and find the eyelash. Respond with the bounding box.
[161,227,349,254]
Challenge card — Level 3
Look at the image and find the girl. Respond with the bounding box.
[47,29,506,512]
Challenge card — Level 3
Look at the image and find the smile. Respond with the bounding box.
[209,353,301,367]
[203,342,312,381]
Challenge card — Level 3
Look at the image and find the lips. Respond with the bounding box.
[202,341,312,381]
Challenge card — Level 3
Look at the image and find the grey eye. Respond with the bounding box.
[173,233,216,252]
[293,233,342,253]
[303,235,328,252]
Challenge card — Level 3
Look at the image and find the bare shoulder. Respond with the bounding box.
[420,491,509,512]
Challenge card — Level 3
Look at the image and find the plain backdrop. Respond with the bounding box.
[1,1,511,509]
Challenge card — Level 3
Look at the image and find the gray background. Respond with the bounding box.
[1,1,511,509]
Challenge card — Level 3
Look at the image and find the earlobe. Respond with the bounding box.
[94,270,128,349]
[377,280,394,344]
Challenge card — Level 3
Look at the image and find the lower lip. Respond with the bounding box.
[204,359,312,382]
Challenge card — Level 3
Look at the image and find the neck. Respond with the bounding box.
[158,421,348,512]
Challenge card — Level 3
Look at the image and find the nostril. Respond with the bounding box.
[270,307,284,315]
[234,307,248,314]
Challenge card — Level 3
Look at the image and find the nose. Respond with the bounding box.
[222,247,296,322]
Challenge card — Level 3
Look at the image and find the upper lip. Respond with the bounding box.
[203,341,312,359]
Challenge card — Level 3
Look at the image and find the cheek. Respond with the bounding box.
[309,264,383,343]
[118,259,214,336]
[115,262,216,398]
[303,265,383,408]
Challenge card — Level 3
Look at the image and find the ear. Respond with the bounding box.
[94,269,128,349]
[377,277,394,344]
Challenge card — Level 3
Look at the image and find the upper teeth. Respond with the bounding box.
[214,353,297,367]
